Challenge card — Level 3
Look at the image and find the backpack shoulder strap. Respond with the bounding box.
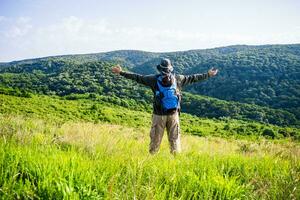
[155,74,161,92]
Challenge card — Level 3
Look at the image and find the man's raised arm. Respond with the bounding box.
[112,65,156,88]
[178,68,218,87]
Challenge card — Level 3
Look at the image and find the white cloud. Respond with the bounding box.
[17,16,31,24]
[0,16,300,62]
[1,16,32,38]
[0,16,6,22]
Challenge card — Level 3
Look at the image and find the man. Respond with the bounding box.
[112,58,218,154]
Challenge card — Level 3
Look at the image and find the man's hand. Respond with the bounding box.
[112,65,122,74]
[208,68,218,77]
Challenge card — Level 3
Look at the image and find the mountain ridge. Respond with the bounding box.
[1,43,299,64]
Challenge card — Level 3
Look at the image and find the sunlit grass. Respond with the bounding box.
[0,115,299,199]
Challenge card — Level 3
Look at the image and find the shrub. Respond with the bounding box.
[262,129,276,139]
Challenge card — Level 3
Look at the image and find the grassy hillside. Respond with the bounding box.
[0,93,299,199]
[1,94,299,140]
[0,114,299,199]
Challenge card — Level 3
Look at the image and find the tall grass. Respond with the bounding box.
[0,115,299,199]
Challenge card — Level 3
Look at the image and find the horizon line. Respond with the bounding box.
[1,42,299,63]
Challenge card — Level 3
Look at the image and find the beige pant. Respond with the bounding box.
[149,112,181,154]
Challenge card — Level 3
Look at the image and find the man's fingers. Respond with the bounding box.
[214,69,218,76]
[208,68,218,76]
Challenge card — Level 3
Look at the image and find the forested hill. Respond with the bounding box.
[0,44,299,126]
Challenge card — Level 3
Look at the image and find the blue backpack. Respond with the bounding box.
[155,74,180,112]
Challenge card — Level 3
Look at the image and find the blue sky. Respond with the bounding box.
[0,0,299,62]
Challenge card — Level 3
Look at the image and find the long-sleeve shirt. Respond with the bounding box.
[120,71,211,115]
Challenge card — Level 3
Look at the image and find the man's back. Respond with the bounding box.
[119,71,212,115]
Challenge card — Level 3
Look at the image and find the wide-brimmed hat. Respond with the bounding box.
[157,58,173,75]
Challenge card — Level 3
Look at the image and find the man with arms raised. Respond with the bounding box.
[112,59,218,154]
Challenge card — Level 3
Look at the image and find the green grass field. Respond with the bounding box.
[0,94,300,199]
[1,94,299,140]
